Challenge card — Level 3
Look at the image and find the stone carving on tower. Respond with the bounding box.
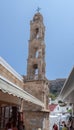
[27,12,46,80]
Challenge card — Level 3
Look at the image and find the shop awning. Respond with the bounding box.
[58,66,74,103]
[0,76,44,107]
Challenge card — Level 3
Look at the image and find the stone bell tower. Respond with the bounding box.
[23,12,49,130]
[27,12,45,80]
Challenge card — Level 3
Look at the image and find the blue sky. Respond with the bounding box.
[0,0,74,80]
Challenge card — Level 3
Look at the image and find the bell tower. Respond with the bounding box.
[27,12,46,80]
[23,12,49,130]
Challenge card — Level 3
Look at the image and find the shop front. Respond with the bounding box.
[0,57,45,130]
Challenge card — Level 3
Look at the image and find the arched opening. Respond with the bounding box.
[35,68,38,75]
[35,50,39,58]
[35,28,39,39]
[33,64,38,75]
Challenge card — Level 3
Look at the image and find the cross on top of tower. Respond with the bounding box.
[36,7,41,12]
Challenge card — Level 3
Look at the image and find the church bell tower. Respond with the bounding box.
[23,12,49,130]
[27,12,46,80]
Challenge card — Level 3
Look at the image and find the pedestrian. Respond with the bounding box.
[53,123,58,130]
[62,123,68,130]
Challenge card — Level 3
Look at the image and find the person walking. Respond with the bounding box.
[62,124,68,130]
[53,123,58,130]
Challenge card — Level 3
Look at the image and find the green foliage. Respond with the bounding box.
[49,93,56,100]
[58,100,63,103]
[58,100,67,107]
[67,109,72,113]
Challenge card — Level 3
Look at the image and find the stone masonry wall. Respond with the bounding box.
[23,79,50,130]
[24,80,49,109]
[23,111,49,130]
[0,65,23,89]
[24,80,44,100]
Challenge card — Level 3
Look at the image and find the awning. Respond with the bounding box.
[58,66,74,103]
[0,76,44,107]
